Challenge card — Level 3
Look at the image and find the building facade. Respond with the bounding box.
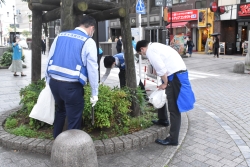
[109,0,216,52]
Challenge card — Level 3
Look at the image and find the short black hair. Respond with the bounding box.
[136,40,149,52]
[132,37,135,40]
[104,56,115,68]
[80,15,97,28]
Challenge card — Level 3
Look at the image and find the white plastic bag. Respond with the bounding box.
[149,89,167,109]
[29,84,55,125]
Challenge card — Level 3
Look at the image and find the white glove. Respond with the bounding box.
[90,96,98,107]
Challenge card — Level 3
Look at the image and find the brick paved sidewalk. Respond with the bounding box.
[169,105,248,167]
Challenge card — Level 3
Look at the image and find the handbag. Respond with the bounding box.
[29,84,55,125]
[148,89,166,109]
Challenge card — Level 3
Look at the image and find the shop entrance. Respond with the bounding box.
[241,26,248,42]
[201,29,208,51]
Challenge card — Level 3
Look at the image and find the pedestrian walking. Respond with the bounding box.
[213,36,219,58]
[45,15,99,139]
[132,36,136,50]
[187,37,194,57]
[10,35,26,77]
[41,37,46,55]
[116,36,123,53]
[99,46,103,61]
[136,40,195,146]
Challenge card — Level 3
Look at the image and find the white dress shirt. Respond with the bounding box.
[146,43,187,77]
[45,27,99,96]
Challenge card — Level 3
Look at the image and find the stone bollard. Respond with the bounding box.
[51,129,98,167]
[233,62,245,74]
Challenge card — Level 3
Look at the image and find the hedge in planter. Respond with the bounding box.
[4,79,155,140]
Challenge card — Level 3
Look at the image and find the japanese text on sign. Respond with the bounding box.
[238,3,250,16]
[168,10,198,22]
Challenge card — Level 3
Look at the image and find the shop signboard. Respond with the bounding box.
[238,3,250,17]
[155,0,172,7]
[198,9,207,27]
[168,9,198,22]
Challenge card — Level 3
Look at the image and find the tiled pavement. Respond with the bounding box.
[0,50,250,166]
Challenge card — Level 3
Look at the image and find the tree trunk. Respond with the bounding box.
[88,7,125,22]
[120,0,140,116]
[42,7,61,23]
[29,3,59,11]
[31,10,43,83]
[40,0,61,6]
[61,0,77,31]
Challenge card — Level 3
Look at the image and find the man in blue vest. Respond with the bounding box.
[45,15,99,139]
[100,53,148,100]
[101,53,126,88]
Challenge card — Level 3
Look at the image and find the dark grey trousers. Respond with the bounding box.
[158,75,181,143]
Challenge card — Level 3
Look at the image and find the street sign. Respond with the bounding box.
[136,0,146,14]
[155,0,172,7]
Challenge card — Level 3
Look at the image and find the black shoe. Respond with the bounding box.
[152,119,169,127]
[155,138,178,146]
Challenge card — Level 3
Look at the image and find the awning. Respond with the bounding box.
[166,22,188,28]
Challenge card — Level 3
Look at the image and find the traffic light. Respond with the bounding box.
[163,7,168,22]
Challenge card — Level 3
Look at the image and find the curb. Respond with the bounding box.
[151,113,189,167]
[0,107,170,156]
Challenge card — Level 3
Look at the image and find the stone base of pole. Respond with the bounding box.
[51,129,98,167]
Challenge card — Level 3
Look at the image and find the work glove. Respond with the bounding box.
[90,96,98,107]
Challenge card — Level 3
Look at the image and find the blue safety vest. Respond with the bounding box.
[114,53,125,70]
[47,30,89,85]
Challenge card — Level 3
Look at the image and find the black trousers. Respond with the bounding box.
[118,69,147,98]
[116,48,122,53]
[119,69,126,88]
[158,74,181,143]
[49,79,84,139]
[214,47,219,57]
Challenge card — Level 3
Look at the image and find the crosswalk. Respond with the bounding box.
[100,66,220,88]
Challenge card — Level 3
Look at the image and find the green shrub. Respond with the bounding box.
[9,125,53,139]
[83,84,131,129]
[0,52,12,66]
[16,79,155,139]
[0,47,25,67]
[5,118,18,129]
[19,78,46,130]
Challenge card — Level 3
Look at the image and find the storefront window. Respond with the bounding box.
[241,0,250,2]
[173,0,186,4]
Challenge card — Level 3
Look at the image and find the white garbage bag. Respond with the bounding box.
[148,89,167,109]
[29,84,55,125]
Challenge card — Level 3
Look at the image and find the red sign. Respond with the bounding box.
[238,4,250,16]
[210,2,218,12]
[219,6,225,14]
[168,10,198,22]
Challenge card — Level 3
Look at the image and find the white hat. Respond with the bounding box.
[148,89,166,109]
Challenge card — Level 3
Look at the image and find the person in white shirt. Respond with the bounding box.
[136,40,195,146]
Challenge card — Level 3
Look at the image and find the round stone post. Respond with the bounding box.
[51,130,98,167]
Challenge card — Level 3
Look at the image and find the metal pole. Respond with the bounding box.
[162,0,166,45]
[13,6,16,36]
[147,0,150,27]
